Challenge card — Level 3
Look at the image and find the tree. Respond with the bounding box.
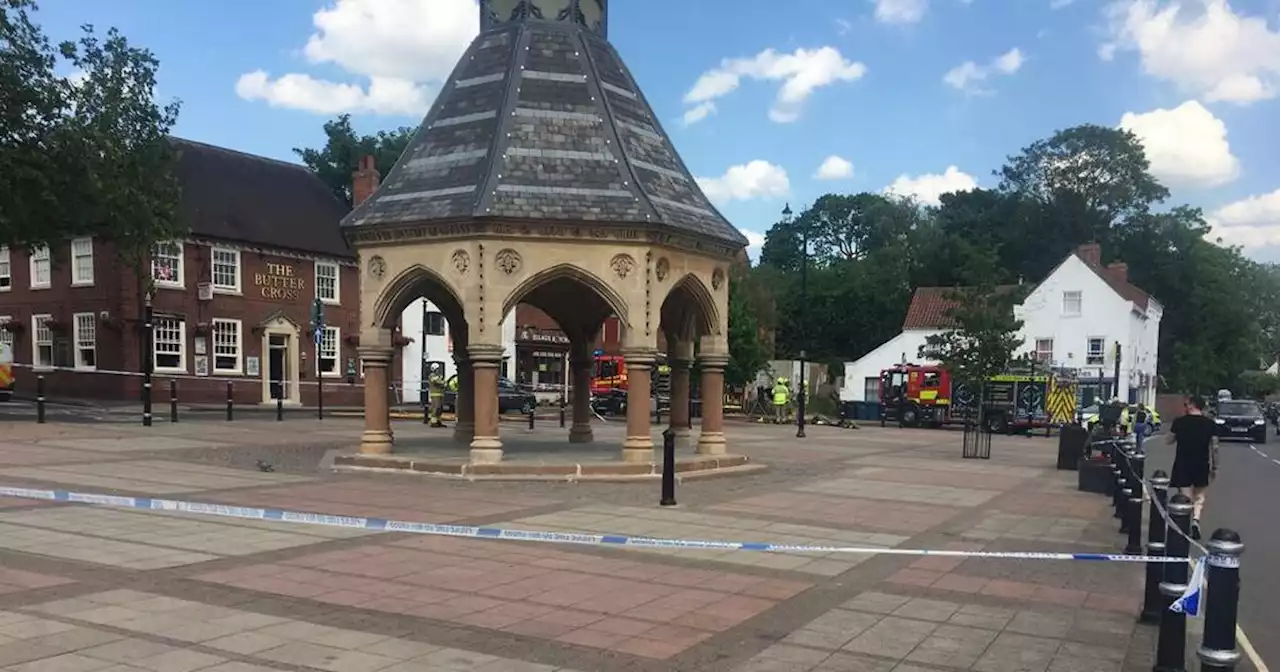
[921,284,1026,395]
[0,0,183,278]
[294,115,414,204]
[725,268,770,389]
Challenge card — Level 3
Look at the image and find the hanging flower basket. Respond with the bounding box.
[193,322,211,336]
[392,334,414,348]
[45,318,69,333]
[1,321,23,334]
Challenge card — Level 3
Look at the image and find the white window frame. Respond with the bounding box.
[1086,338,1105,366]
[72,312,96,370]
[32,314,53,369]
[211,318,242,374]
[1034,338,1054,364]
[0,246,11,292]
[315,261,340,305]
[152,241,185,289]
[29,246,51,290]
[0,316,12,350]
[1062,290,1082,317]
[153,317,186,373]
[317,326,340,377]
[210,247,241,293]
[70,237,94,286]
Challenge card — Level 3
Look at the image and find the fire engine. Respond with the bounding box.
[879,363,1050,433]
[590,352,671,396]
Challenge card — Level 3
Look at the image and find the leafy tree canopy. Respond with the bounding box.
[294,114,414,205]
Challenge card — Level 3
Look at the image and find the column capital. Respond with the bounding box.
[357,345,394,365]
[620,348,658,366]
[468,343,505,364]
[698,353,730,370]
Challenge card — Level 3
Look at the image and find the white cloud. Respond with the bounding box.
[1051,0,1078,8]
[836,18,854,35]
[943,48,1024,93]
[682,47,867,124]
[1102,0,1280,104]
[883,166,978,205]
[740,229,767,257]
[815,155,855,180]
[696,161,791,204]
[874,0,929,24]
[1118,100,1240,188]
[235,0,478,116]
[681,101,717,126]
[1207,189,1280,247]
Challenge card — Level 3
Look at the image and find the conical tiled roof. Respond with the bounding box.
[341,0,748,248]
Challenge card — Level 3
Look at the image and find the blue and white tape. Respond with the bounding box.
[0,484,1189,564]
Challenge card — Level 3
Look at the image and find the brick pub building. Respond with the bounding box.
[0,139,391,406]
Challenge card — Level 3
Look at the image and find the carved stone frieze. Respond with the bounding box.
[610,253,636,279]
[451,249,470,275]
[495,248,522,275]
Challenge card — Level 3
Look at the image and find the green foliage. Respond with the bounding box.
[921,285,1026,386]
[1238,371,1280,400]
[294,114,414,204]
[0,0,182,275]
[724,269,769,389]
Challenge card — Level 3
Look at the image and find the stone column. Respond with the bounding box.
[452,353,474,444]
[569,342,593,443]
[357,345,395,454]
[668,341,693,448]
[697,353,729,455]
[468,344,504,464]
[622,350,655,463]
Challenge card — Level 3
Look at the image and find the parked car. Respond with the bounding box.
[1080,404,1161,432]
[1214,399,1267,443]
[442,377,537,416]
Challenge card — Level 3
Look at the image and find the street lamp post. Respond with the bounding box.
[790,203,808,439]
[142,290,154,427]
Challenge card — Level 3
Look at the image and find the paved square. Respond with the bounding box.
[0,445,106,467]
[845,465,1029,491]
[710,491,959,535]
[0,568,72,595]
[796,478,1003,507]
[503,505,908,575]
[198,536,808,659]
[27,437,230,453]
[0,460,312,494]
[25,591,585,671]
[960,513,1092,544]
[0,506,367,566]
[209,481,559,523]
[845,455,1047,479]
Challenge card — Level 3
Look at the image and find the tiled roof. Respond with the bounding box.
[172,139,353,259]
[901,286,1020,329]
[1078,255,1151,310]
[341,4,748,248]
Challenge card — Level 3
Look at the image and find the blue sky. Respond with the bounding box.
[33,0,1280,260]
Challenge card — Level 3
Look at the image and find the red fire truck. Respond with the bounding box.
[879,363,1050,433]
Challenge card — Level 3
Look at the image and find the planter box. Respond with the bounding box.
[1077,458,1112,494]
[1057,425,1088,471]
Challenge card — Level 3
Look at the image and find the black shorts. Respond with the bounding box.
[1170,460,1210,488]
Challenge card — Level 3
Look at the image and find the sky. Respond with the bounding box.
[31,0,1280,261]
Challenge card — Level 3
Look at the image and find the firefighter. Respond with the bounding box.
[772,377,790,424]
[428,366,446,427]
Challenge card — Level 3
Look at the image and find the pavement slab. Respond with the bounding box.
[207,481,559,523]
[795,478,1003,507]
[710,492,959,535]
[0,460,311,495]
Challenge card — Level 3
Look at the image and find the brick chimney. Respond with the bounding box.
[351,155,380,206]
[1107,261,1128,284]
[1077,242,1101,267]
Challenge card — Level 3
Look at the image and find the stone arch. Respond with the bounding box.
[660,272,719,340]
[373,264,467,329]
[500,262,630,338]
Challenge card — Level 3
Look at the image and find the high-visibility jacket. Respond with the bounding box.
[772,382,790,406]
[428,373,445,399]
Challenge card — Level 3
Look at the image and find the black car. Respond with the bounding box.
[442,377,537,415]
[1214,400,1267,443]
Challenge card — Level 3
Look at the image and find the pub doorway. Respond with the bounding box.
[268,334,290,400]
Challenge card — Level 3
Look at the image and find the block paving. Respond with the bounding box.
[0,418,1210,671]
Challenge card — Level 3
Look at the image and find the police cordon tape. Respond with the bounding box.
[1110,444,1209,557]
[0,484,1191,564]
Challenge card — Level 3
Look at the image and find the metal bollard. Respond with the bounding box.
[1119,484,1134,534]
[1124,488,1144,554]
[559,396,566,428]
[277,393,283,421]
[1140,471,1170,624]
[36,375,46,424]
[1154,494,1193,672]
[528,405,535,430]
[1197,529,1244,672]
[1112,465,1125,518]
[225,382,233,421]
[660,427,677,507]
[655,399,663,426]
[169,380,178,423]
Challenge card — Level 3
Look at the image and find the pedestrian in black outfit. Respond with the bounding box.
[1166,394,1219,540]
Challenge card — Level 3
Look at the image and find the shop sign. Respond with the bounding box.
[255,263,307,301]
[518,328,569,345]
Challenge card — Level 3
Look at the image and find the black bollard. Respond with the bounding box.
[660,427,676,506]
[225,382,233,421]
[1197,529,1244,672]
[1155,494,1193,672]
[1140,471,1170,624]
[169,380,178,423]
[1119,485,1133,534]
[528,405,535,430]
[1113,465,1125,518]
[559,395,566,428]
[277,393,283,421]
[655,398,663,426]
[1124,489,1144,554]
[36,375,46,424]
